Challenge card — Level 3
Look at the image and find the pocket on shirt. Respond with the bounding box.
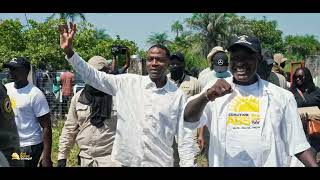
[75,103,90,125]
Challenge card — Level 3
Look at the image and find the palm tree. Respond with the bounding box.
[185,13,227,57]
[47,13,86,22]
[24,13,30,29]
[185,13,251,57]
[95,28,111,40]
[171,21,183,39]
[147,32,171,46]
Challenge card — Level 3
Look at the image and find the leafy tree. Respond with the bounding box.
[47,13,86,22]
[95,28,111,40]
[0,19,140,71]
[248,17,284,53]
[171,21,183,39]
[185,13,244,57]
[147,32,171,46]
[284,34,320,59]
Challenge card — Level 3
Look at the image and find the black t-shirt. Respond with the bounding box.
[293,86,320,108]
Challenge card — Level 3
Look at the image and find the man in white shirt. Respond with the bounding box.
[3,57,52,167]
[58,23,194,167]
[183,35,318,167]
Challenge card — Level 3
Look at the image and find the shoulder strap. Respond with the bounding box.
[296,88,306,102]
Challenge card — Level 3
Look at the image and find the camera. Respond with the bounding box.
[111,45,127,55]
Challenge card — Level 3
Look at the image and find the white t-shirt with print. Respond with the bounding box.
[224,82,268,167]
[5,82,50,147]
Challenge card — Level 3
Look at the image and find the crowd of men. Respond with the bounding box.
[0,22,319,167]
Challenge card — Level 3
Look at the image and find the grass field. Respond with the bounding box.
[51,119,208,167]
[51,120,79,167]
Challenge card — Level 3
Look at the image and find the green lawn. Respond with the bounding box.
[51,119,208,167]
[196,153,208,167]
[51,120,79,167]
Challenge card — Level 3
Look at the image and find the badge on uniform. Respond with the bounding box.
[3,97,12,113]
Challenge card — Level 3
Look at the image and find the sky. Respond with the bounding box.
[0,13,319,50]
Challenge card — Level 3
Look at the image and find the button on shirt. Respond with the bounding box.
[67,53,194,167]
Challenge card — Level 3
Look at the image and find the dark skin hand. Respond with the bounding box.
[59,22,76,58]
[184,78,232,123]
[38,113,53,167]
[197,127,205,151]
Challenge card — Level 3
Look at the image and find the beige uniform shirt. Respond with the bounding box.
[168,74,201,98]
[268,72,288,90]
[58,89,117,163]
[168,73,202,156]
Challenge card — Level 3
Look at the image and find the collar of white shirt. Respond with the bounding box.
[144,76,171,92]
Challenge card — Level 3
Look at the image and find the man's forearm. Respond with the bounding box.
[42,127,52,159]
[198,127,204,138]
[64,48,74,59]
[65,51,118,96]
[184,93,209,123]
[295,148,318,167]
[112,55,117,72]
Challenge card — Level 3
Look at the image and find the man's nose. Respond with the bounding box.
[236,61,246,66]
[150,59,159,65]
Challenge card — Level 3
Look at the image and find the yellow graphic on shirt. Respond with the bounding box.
[227,96,261,128]
[11,152,32,160]
[11,153,20,160]
[10,98,16,109]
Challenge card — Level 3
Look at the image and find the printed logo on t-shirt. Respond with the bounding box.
[227,95,261,129]
[10,98,16,109]
[11,152,32,160]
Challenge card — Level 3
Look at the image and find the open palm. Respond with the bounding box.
[59,22,77,51]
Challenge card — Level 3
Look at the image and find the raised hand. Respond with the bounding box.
[205,79,233,101]
[58,22,77,56]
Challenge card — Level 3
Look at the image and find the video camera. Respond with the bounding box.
[111,45,127,55]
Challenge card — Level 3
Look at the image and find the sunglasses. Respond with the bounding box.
[295,75,304,79]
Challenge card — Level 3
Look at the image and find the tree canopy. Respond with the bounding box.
[0,19,139,71]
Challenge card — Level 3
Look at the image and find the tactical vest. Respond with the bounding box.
[0,83,23,167]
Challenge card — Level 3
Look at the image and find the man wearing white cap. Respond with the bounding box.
[198,46,224,80]
[58,56,120,167]
[198,46,232,89]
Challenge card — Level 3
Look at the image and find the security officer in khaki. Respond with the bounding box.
[57,56,120,167]
[167,52,204,166]
[0,82,23,167]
